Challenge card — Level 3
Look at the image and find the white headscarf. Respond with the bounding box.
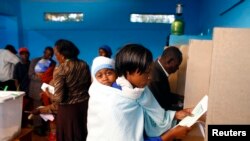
[91,56,115,78]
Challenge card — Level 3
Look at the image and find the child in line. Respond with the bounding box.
[91,56,117,86]
[88,47,192,141]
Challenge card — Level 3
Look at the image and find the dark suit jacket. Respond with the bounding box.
[147,60,183,111]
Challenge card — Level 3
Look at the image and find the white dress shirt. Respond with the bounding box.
[0,49,20,81]
[158,59,169,77]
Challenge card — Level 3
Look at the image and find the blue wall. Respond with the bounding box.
[0,0,20,15]
[0,0,20,49]
[19,0,200,64]
[199,0,250,35]
[3,0,250,65]
[0,16,19,48]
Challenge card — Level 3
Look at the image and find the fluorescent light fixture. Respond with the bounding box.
[44,12,84,22]
[130,14,175,24]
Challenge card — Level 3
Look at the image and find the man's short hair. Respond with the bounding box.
[161,46,182,63]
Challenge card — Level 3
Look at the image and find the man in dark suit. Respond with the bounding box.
[148,46,184,111]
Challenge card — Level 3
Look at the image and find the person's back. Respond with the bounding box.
[0,48,20,90]
[54,59,91,103]
[31,39,92,140]
[51,39,91,141]
[88,56,161,140]
[0,49,20,81]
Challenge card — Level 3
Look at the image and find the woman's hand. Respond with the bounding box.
[161,125,191,141]
[40,87,52,98]
[171,125,191,139]
[174,108,193,120]
[45,87,52,97]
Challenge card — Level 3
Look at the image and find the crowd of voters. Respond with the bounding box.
[0,39,193,141]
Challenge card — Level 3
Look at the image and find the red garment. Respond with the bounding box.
[40,64,57,138]
[41,92,51,106]
[40,65,55,106]
[40,65,55,83]
[49,132,57,141]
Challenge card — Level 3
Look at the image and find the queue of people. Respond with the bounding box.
[0,41,193,141]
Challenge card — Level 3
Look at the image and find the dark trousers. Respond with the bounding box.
[56,101,88,141]
[0,80,16,91]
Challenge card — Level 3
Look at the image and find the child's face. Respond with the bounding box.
[95,68,117,86]
[126,66,151,88]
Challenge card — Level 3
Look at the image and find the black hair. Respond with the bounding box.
[99,45,112,58]
[44,46,54,57]
[161,46,182,64]
[115,43,153,77]
[55,39,80,59]
[5,44,17,54]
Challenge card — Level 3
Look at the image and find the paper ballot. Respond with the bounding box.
[178,95,208,127]
[41,83,54,94]
[40,114,54,121]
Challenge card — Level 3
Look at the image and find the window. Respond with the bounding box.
[44,12,84,22]
[130,14,175,24]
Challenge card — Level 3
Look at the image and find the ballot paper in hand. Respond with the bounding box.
[40,114,54,121]
[41,83,54,94]
[178,95,208,127]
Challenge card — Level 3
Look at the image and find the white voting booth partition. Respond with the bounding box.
[183,40,213,141]
[206,28,250,140]
[165,27,250,141]
[184,40,213,109]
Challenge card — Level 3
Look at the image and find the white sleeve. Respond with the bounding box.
[4,50,20,64]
